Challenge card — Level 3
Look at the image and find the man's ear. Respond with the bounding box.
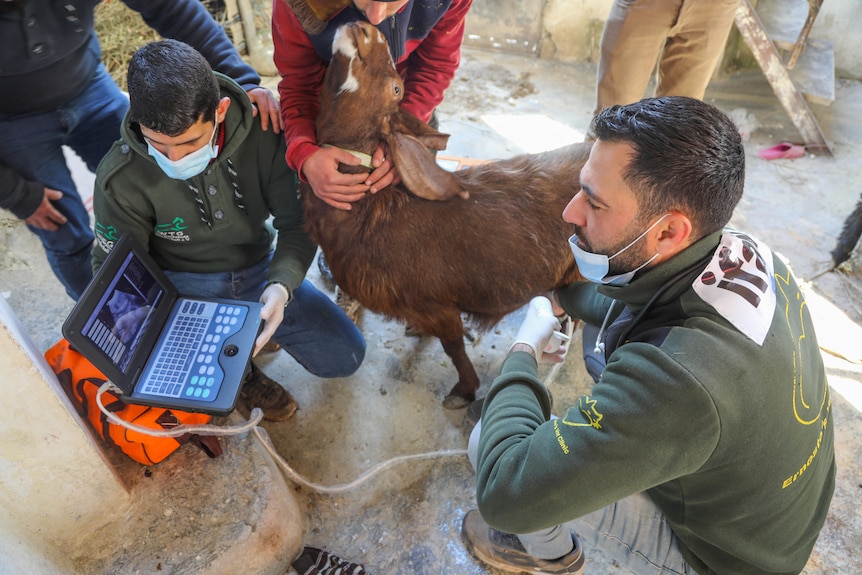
[654,212,693,257]
[215,97,231,123]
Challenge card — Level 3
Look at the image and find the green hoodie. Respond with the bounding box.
[476,230,835,575]
[92,73,315,293]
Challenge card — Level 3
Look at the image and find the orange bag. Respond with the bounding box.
[45,338,222,465]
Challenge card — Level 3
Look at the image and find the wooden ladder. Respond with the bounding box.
[734,0,834,154]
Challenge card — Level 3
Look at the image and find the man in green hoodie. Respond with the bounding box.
[91,40,366,421]
[462,97,835,575]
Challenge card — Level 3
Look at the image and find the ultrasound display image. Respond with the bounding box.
[83,253,165,372]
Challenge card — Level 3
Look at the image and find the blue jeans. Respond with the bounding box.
[163,255,365,378]
[0,63,128,300]
[469,424,694,573]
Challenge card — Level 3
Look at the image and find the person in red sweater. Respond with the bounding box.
[273,0,472,210]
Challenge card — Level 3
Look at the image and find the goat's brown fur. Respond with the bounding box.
[302,21,587,407]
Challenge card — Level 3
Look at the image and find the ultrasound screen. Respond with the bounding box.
[82,252,165,372]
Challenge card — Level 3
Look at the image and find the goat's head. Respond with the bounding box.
[317,21,404,143]
[318,21,468,201]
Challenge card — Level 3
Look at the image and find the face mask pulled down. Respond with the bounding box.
[568,214,669,286]
[147,123,219,180]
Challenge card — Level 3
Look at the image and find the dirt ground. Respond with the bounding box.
[1,46,860,575]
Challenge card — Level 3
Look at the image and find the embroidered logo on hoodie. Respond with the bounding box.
[155,217,190,242]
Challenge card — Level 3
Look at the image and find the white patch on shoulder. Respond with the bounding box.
[332,28,359,93]
[693,229,776,345]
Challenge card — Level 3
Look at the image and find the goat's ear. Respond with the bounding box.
[389,131,469,201]
[392,109,451,152]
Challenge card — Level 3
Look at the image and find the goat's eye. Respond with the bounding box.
[393,84,401,96]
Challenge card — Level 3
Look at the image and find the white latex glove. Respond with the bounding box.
[510,296,569,363]
[254,282,290,357]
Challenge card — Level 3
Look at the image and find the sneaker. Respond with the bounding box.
[461,510,584,575]
[240,364,297,422]
[292,546,378,575]
[317,251,335,288]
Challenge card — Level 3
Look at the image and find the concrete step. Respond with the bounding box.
[789,37,836,107]
[756,0,811,48]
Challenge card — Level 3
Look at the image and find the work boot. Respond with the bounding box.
[461,509,584,575]
[335,285,364,327]
[259,339,281,354]
[240,364,297,422]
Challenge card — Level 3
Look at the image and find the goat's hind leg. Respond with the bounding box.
[438,334,479,409]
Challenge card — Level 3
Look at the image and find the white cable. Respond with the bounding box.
[253,425,467,495]
[95,380,264,437]
[95,380,468,494]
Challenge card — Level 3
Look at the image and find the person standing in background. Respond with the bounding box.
[589,0,738,137]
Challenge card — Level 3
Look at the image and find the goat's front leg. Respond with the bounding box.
[439,334,479,409]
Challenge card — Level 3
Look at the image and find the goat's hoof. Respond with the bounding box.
[443,392,474,410]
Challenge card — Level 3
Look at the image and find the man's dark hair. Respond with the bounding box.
[127,39,220,136]
[591,96,745,240]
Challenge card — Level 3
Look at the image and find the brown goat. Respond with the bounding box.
[302,21,588,408]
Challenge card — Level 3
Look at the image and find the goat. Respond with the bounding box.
[302,21,588,408]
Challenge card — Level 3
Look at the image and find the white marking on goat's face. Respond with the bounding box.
[332,27,360,94]
[328,22,404,111]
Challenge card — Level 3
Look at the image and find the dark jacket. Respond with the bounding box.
[0,0,259,113]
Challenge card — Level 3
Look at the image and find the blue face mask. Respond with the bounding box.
[147,122,219,180]
[568,214,669,286]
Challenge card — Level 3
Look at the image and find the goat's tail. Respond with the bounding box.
[832,193,862,266]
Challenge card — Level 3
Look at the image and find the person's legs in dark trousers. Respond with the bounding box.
[0,63,128,299]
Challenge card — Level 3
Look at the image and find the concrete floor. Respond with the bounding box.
[2,47,861,574]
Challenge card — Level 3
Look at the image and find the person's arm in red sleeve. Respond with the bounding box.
[398,0,473,123]
[272,0,326,175]
[271,1,375,210]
